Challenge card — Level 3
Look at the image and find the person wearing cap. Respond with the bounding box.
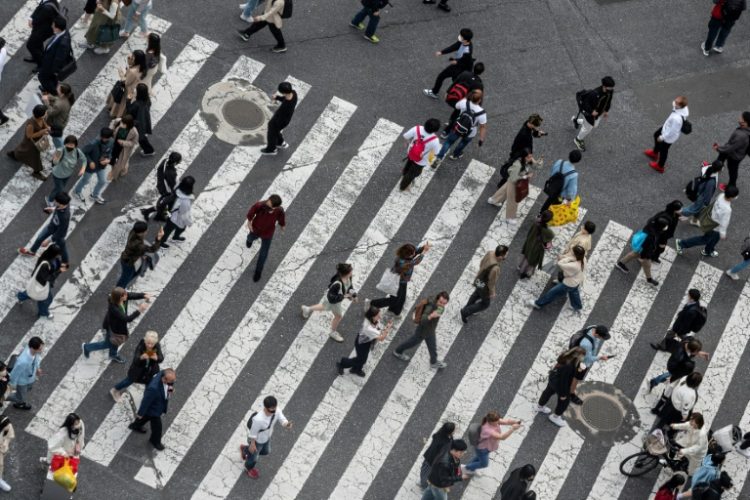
[567,325,610,405]
[573,76,615,152]
[423,439,467,499]
[712,111,750,190]
[261,82,298,156]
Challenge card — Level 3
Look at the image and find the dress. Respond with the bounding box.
[84,0,121,47]
[12,118,47,173]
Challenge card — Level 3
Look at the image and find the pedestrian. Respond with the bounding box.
[6,104,50,181]
[653,372,703,430]
[644,96,689,173]
[7,336,44,410]
[559,220,596,261]
[432,89,486,166]
[422,439,468,500]
[261,81,297,155]
[670,413,709,475]
[142,33,167,91]
[649,200,683,264]
[160,176,195,248]
[240,0,261,22]
[370,242,431,318]
[529,245,586,313]
[350,0,389,44]
[649,338,709,391]
[726,234,750,280]
[616,215,670,286]
[237,0,288,53]
[676,185,738,258]
[116,221,164,288]
[423,29,474,99]
[19,192,71,265]
[0,363,9,406]
[128,368,176,451]
[535,346,585,427]
[141,152,181,220]
[392,291,450,369]
[419,422,455,489]
[47,413,84,462]
[16,245,66,319]
[37,16,71,95]
[400,118,441,191]
[487,149,543,224]
[126,83,154,156]
[73,127,114,204]
[736,432,750,458]
[712,111,750,190]
[108,51,148,119]
[677,468,732,500]
[702,0,746,55]
[25,0,60,67]
[245,195,286,282]
[651,289,707,351]
[654,473,687,500]
[110,330,163,402]
[462,411,521,476]
[42,83,75,162]
[120,0,153,38]
[108,115,139,181]
[518,210,555,279]
[81,0,122,55]
[572,76,615,152]
[539,150,581,214]
[500,464,536,500]
[239,395,293,479]
[680,161,721,225]
[0,416,14,492]
[460,244,508,322]
[82,287,151,363]
[0,37,8,125]
[46,137,84,215]
[301,263,357,342]
[442,62,485,135]
[422,0,451,12]
[567,325,611,404]
[510,114,547,161]
[337,306,393,377]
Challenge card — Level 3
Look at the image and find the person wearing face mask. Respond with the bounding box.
[616,215,670,286]
[47,413,85,463]
[712,111,750,190]
[128,368,176,451]
[0,415,14,492]
[46,135,86,207]
[423,29,474,99]
[644,96,689,173]
[110,330,163,402]
[572,76,615,152]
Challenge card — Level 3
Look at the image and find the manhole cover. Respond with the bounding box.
[222,99,265,130]
[581,394,624,432]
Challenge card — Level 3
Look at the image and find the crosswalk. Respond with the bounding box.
[1,6,750,500]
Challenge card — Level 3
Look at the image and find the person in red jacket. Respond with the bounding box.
[702,0,746,55]
[246,195,285,282]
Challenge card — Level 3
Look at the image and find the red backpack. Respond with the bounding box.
[407,127,436,163]
[445,82,470,106]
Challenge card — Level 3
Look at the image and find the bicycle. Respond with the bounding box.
[620,429,688,477]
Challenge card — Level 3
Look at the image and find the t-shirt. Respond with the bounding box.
[403,126,441,167]
[453,98,487,138]
[358,320,381,344]
[247,408,288,444]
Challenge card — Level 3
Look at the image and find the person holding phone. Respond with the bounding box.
[337,306,392,377]
[393,291,450,370]
[568,325,611,405]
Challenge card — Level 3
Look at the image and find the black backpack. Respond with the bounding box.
[680,117,693,135]
[575,89,593,111]
[154,191,178,222]
[568,326,595,349]
[685,173,711,202]
[543,160,576,198]
[691,306,708,333]
[280,0,293,18]
[722,0,746,21]
[453,101,485,137]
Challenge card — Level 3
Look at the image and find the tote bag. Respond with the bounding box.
[548,196,581,227]
[26,262,50,301]
[515,177,529,203]
[376,268,400,296]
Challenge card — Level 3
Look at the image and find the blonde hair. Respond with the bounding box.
[144,330,159,344]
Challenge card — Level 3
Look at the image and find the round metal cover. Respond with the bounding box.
[581,394,625,432]
[221,99,265,130]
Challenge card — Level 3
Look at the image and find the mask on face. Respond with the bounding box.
[65,146,75,152]
[70,427,80,435]
[457,35,463,42]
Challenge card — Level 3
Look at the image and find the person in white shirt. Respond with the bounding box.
[239,396,292,479]
[671,412,709,474]
[676,185,738,258]
[433,90,487,167]
[644,95,689,173]
[654,372,702,430]
[400,119,441,191]
[46,413,85,462]
[0,37,9,124]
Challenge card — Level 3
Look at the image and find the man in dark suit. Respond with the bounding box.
[26,0,60,67]
[37,16,71,95]
[129,368,176,451]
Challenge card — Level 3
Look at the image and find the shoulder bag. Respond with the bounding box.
[515,176,529,203]
[26,262,51,301]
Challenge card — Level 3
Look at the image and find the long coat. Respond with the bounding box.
[521,222,555,270]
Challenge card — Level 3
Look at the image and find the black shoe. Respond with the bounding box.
[350,368,366,377]
[253,271,262,282]
[437,2,451,11]
[569,393,583,405]
[460,310,468,324]
[650,342,666,352]
[336,361,344,376]
[646,278,659,287]
[140,208,151,220]
[129,423,147,434]
[237,30,250,42]
[0,115,9,126]
[651,257,661,264]
[172,236,186,241]
[6,151,16,161]
[615,262,629,274]
[13,402,32,410]
[260,147,278,155]
[648,380,658,394]
[160,242,170,248]
[150,441,165,451]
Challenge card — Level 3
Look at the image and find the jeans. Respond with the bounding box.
[242,0,260,17]
[50,135,64,150]
[241,20,285,47]
[339,335,372,372]
[17,289,53,317]
[48,175,71,204]
[8,383,33,404]
[117,260,138,289]
[650,372,671,387]
[681,198,707,218]
[246,233,272,277]
[83,334,119,358]
[351,7,381,37]
[371,281,408,316]
[465,448,490,472]
[680,230,721,254]
[421,484,448,500]
[122,3,151,34]
[75,169,107,199]
[461,289,491,318]
[29,226,69,264]
[240,440,270,470]
[730,259,750,275]
[114,376,134,391]
[705,17,734,50]
[535,282,582,310]
[653,128,672,168]
[395,332,438,364]
[437,131,472,159]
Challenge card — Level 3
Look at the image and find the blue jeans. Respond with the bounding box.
[240,440,269,470]
[114,376,134,391]
[421,485,448,500]
[246,233,272,277]
[48,174,71,204]
[705,17,734,50]
[116,260,138,289]
[122,3,151,34]
[242,0,259,17]
[681,199,707,218]
[680,230,721,254]
[650,372,671,387]
[351,7,380,37]
[17,289,53,317]
[730,259,750,275]
[83,334,119,358]
[535,282,583,310]
[465,448,490,472]
[29,226,69,264]
[51,135,64,150]
[437,131,473,159]
[75,169,107,198]
[8,383,33,404]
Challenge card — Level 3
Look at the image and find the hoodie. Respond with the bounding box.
[660,105,689,144]
[169,189,194,229]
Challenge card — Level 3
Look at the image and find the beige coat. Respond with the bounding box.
[107,65,142,119]
[108,125,139,181]
[558,255,586,287]
[257,0,285,28]
[563,230,592,257]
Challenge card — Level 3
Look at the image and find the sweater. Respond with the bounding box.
[672,421,709,473]
[169,189,193,229]
[558,255,586,287]
[660,106,689,144]
[246,201,286,239]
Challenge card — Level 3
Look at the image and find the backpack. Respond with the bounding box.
[722,0,746,21]
[685,171,711,202]
[445,82,470,106]
[575,89,593,111]
[280,0,293,19]
[407,127,436,163]
[691,306,708,333]
[680,117,693,135]
[568,326,595,349]
[543,160,576,198]
[453,101,485,137]
[154,191,178,222]
[327,275,345,304]
[467,423,481,447]
[413,299,430,324]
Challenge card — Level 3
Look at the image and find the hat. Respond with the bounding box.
[601,76,615,87]
[594,325,610,340]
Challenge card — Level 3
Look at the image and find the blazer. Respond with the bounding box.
[31,0,59,37]
[102,293,145,335]
[138,371,169,417]
[39,30,71,77]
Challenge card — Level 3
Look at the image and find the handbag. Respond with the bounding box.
[34,135,51,152]
[96,22,121,45]
[548,196,581,227]
[26,262,50,301]
[376,268,400,296]
[515,177,529,203]
[110,80,126,104]
[56,46,77,81]
[108,330,128,347]
[630,230,647,253]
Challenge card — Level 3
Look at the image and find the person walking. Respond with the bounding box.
[680,161,721,225]
[19,192,71,265]
[422,440,468,500]
[25,0,60,67]
[518,210,555,279]
[7,337,45,410]
[712,111,750,190]
[110,330,163,402]
[535,347,585,427]
[644,96,689,173]
[702,0,746,55]
[649,338,709,391]
[237,0,288,53]
[108,115,139,181]
[128,368,176,451]
[442,62,485,135]
[400,118,441,191]
[616,215,670,286]
[557,220,596,263]
[572,76,615,152]
[392,291,450,369]
[419,422,455,489]
[0,416,14,492]
[16,245,66,319]
[108,51,147,119]
[42,83,75,162]
[47,413,85,462]
[649,200,683,264]
[500,464,537,500]
[651,289,706,351]
[423,29,474,99]
[370,242,431,318]
[74,127,114,204]
[261,82,297,155]
[487,149,543,224]
[529,245,587,313]
[116,222,164,288]
[726,234,750,280]
[350,0,389,44]
[460,245,508,322]
[6,104,50,181]
[120,0,153,38]
[655,473,687,500]
[245,195,286,282]
[127,83,154,156]
[462,411,521,476]
[653,372,703,430]
[676,185,738,258]
[239,395,293,479]
[37,16,71,95]
[509,114,547,160]
[159,176,194,249]
[82,287,151,364]
[80,0,122,55]
[568,325,611,404]
[142,33,167,91]
[677,465,732,500]
[670,413,709,475]
[432,90,486,166]
[301,263,357,342]
[539,150,580,214]
[141,152,181,220]
[337,306,393,377]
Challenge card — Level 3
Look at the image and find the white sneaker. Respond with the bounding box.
[240,13,252,22]
[279,142,289,149]
[110,388,122,403]
[0,479,10,492]
[301,305,311,319]
[506,218,518,226]
[535,404,551,414]
[92,195,106,204]
[93,46,111,55]
[487,197,502,207]
[430,360,448,370]
[422,89,438,99]
[712,46,724,53]
[393,351,410,361]
[726,270,740,281]
[329,331,344,343]
[736,445,750,458]
[548,413,567,427]
[528,299,540,310]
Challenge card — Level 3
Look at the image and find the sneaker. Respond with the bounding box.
[448,153,463,161]
[151,441,165,451]
[301,305,311,319]
[75,191,85,203]
[460,309,468,324]
[237,30,250,42]
[279,142,289,149]
[647,278,659,287]
[93,47,111,55]
[44,197,55,208]
[260,147,277,155]
[712,46,723,53]
[422,89,438,99]
[569,393,583,405]
[240,13,252,22]
[350,22,365,30]
[18,247,36,257]
[160,242,170,248]
[431,158,442,169]
[535,404,551,414]
[726,270,740,281]
[350,368,366,377]
[689,218,700,227]
[110,388,123,402]
[172,236,186,242]
[393,351,411,361]
[92,195,106,205]
[571,115,580,130]
[119,30,130,38]
[110,355,127,364]
[140,150,156,157]
[247,468,260,479]
[573,137,585,151]
[648,161,665,173]
[12,402,32,410]
[701,249,719,258]
[430,360,448,370]
[701,42,710,56]
[527,299,541,310]
[487,197,502,207]
[329,331,344,343]
[272,45,287,53]
[548,414,567,427]
[363,34,380,44]
[82,343,89,359]
[615,261,629,273]
[643,149,658,160]
[32,172,47,181]
[0,479,10,492]
[40,313,54,320]
[675,238,683,255]
[437,2,451,11]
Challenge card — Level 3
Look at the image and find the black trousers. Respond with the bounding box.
[461,289,491,318]
[26,29,50,66]
[162,220,185,241]
[38,72,59,95]
[132,415,163,445]
[266,121,285,152]
[371,281,407,316]
[540,196,562,214]
[339,336,372,372]
[242,21,285,47]
[139,134,155,155]
[431,66,461,94]
[717,153,741,187]
[400,160,423,191]
[653,128,672,168]
[538,382,570,416]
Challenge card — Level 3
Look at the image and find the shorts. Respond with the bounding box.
[321,295,345,317]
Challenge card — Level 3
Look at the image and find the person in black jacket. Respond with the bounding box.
[350,0,389,43]
[116,221,164,289]
[393,291,449,369]
[25,0,60,67]
[500,464,536,500]
[82,287,151,363]
[16,245,66,319]
[127,83,154,156]
[496,115,546,189]
[19,192,71,264]
[535,347,585,427]
[648,200,683,264]
[712,111,750,189]
[141,152,182,220]
[419,422,455,489]
[423,29,474,99]
[423,439,467,499]
[649,338,709,391]
[616,216,669,287]
[651,289,706,351]
[573,76,615,152]
[37,16,71,95]
[110,330,163,402]
[261,81,298,156]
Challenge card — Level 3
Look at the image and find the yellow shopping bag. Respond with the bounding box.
[548,196,580,227]
[52,459,77,493]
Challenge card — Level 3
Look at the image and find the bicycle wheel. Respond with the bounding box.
[620,451,660,477]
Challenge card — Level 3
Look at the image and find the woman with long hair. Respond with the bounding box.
[47,413,85,462]
[518,210,555,279]
[160,176,195,248]
[419,422,455,489]
[6,104,50,181]
[81,0,122,54]
[301,263,356,342]
[108,114,139,181]
[142,33,168,91]
[336,306,392,377]
[463,411,521,476]
[126,82,154,156]
[536,347,585,427]
[369,242,431,318]
[108,50,147,119]
[16,245,67,319]
[42,83,75,162]
[654,473,687,500]
[530,245,587,312]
